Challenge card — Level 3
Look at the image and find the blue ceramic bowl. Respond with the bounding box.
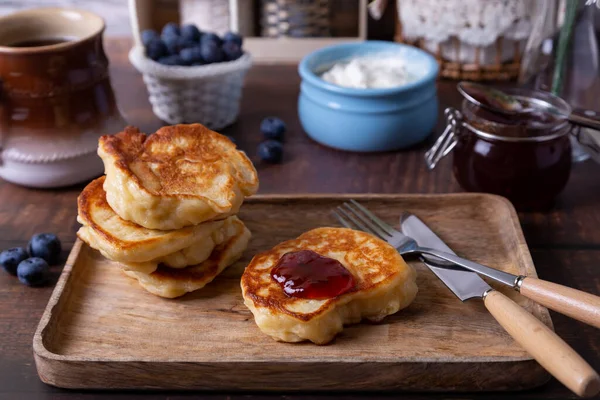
[298,41,439,152]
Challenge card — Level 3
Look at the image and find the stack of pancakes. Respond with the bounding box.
[76,124,258,298]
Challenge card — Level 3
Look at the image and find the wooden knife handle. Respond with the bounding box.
[519,277,600,329]
[484,290,600,398]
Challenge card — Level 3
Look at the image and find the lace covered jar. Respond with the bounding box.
[396,0,542,80]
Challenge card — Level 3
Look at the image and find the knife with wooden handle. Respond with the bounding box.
[400,212,600,398]
[399,212,600,329]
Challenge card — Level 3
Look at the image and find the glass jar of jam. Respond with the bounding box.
[427,88,574,210]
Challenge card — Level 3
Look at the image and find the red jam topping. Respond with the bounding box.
[271,250,356,300]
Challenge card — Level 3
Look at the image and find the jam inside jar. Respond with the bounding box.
[447,89,573,210]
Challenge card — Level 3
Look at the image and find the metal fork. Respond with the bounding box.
[332,199,518,287]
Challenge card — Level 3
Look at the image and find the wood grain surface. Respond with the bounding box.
[0,38,598,400]
[35,195,550,391]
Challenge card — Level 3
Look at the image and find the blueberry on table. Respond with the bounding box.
[145,38,167,61]
[141,29,160,47]
[201,32,223,46]
[223,31,243,47]
[158,55,184,66]
[28,233,61,264]
[258,140,283,163]
[161,22,180,38]
[181,24,201,42]
[222,41,243,61]
[200,41,225,64]
[0,247,28,276]
[180,46,203,65]
[17,258,49,287]
[260,117,286,141]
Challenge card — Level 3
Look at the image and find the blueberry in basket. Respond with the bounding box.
[161,22,180,38]
[181,24,201,42]
[0,247,28,276]
[223,41,243,61]
[158,55,184,66]
[201,32,223,46]
[146,38,167,61]
[162,34,180,55]
[180,47,204,65]
[142,24,244,67]
[179,36,197,51]
[17,257,49,287]
[223,31,243,47]
[141,29,160,47]
[163,35,195,56]
[201,40,225,64]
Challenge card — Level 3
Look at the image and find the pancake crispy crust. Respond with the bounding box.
[77,176,241,274]
[98,124,258,230]
[241,227,418,344]
[123,219,251,298]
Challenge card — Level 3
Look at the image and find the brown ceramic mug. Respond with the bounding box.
[0,8,125,188]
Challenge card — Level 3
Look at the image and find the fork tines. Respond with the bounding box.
[332,200,396,241]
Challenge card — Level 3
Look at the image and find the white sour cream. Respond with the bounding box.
[321,55,413,89]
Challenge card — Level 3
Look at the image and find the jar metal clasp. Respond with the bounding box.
[425,107,462,170]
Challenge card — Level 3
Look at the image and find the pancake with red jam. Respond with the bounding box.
[241,227,418,344]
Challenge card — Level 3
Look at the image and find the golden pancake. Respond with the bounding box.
[98,124,258,230]
[77,176,241,274]
[123,218,251,298]
[241,227,418,344]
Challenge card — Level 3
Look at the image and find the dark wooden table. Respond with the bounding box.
[1,38,599,400]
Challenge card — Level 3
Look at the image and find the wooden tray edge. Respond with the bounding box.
[33,356,550,391]
[247,192,511,201]
[33,239,83,362]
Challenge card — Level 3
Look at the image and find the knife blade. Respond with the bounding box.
[400,212,491,302]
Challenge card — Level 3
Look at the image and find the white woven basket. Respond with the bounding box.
[129,46,253,130]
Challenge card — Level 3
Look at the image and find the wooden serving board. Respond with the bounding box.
[33,194,552,391]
